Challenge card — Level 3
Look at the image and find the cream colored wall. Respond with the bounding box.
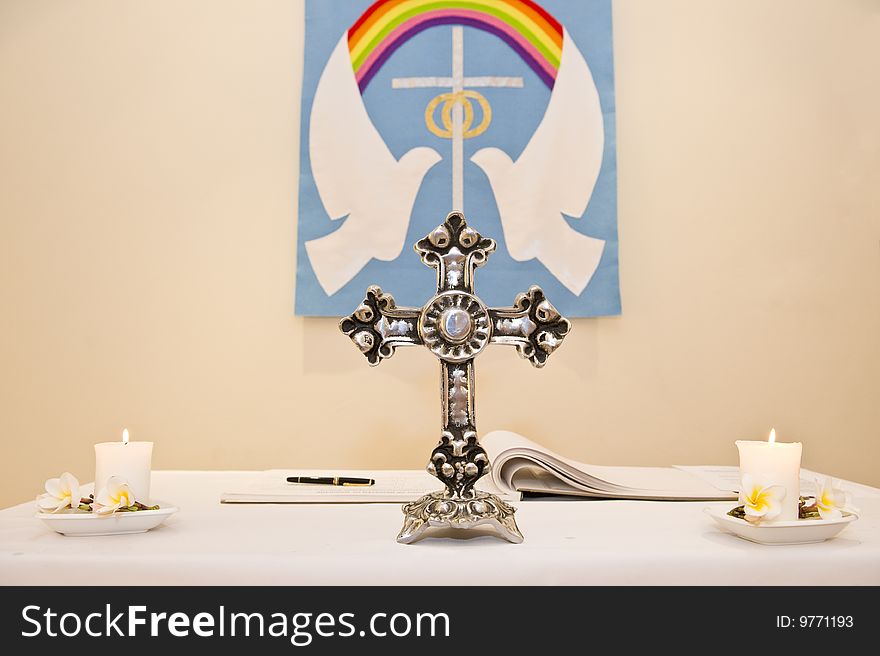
[1,0,878,508]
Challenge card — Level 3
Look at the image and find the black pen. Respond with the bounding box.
[286,476,375,486]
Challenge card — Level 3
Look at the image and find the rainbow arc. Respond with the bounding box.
[348,0,564,92]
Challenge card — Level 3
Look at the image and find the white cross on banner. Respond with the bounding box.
[393,26,524,210]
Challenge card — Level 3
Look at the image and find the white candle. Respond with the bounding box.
[94,429,153,502]
[736,428,802,521]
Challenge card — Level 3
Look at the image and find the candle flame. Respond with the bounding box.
[122,428,129,445]
[768,428,776,444]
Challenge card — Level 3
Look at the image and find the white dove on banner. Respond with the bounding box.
[471,27,606,296]
[305,34,441,296]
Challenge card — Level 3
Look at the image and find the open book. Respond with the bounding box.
[482,430,738,501]
[219,432,740,504]
[220,469,515,504]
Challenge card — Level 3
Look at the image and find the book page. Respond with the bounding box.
[221,469,512,503]
[483,430,736,500]
[673,466,861,496]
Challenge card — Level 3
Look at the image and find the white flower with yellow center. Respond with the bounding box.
[94,476,136,515]
[739,474,785,523]
[36,472,81,513]
[815,477,857,520]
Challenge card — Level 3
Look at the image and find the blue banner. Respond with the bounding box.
[296,0,619,317]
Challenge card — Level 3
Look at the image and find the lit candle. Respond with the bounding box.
[94,429,153,502]
[735,428,802,521]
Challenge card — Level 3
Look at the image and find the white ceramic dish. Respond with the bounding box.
[36,504,178,537]
[704,506,857,545]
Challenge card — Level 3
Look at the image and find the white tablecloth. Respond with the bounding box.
[2,471,879,585]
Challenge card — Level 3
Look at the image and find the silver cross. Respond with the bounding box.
[340,212,571,543]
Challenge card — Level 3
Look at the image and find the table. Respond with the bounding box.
[2,471,879,585]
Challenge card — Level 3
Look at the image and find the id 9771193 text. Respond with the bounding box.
[776,616,854,629]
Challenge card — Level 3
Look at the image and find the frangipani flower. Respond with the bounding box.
[739,474,785,523]
[94,476,135,515]
[36,472,81,513]
[815,477,857,520]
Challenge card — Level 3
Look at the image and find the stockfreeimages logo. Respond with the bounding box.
[21,605,450,646]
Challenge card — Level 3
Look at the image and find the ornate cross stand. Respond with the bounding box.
[340,212,571,543]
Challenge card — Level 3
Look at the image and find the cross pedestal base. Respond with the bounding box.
[396,489,524,544]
